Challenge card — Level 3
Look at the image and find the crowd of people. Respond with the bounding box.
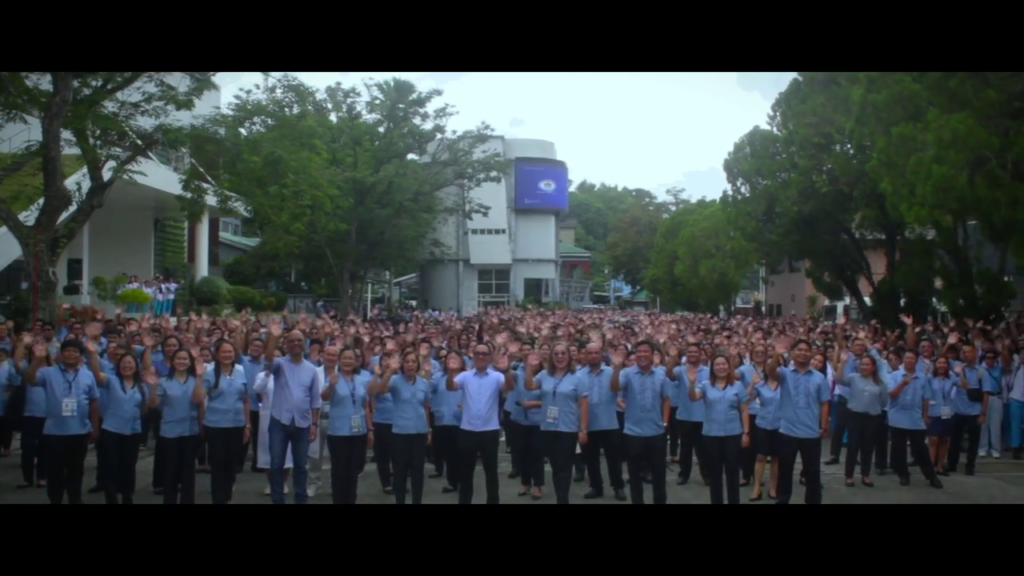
[118,275,180,315]
[0,304,1021,504]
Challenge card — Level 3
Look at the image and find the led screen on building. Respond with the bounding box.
[514,159,569,211]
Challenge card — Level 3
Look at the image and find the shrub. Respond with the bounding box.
[116,288,151,308]
[261,297,277,311]
[193,276,230,307]
[266,291,288,311]
[227,286,263,312]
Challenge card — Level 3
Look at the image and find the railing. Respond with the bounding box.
[0,126,32,155]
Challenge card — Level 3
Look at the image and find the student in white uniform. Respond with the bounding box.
[307,346,339,497]
[253,369,292,495]
[165,279,178,317]
[124,276,141,313]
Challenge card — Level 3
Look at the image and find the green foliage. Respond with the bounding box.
[0,290,30,326]
[89,274,128,303]
[646,199,757,313]
[223,255,261,287]
[0,72,218,319]
[192,276,230,307]
[0,154,85,212]
[116,287,151,306]
[154,218,187,279]
[603,189,665,290]
[181,74,509,312]
[265,290,288,310]
[226,285,262,311]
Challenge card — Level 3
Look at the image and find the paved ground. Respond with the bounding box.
[1,437,1022,504]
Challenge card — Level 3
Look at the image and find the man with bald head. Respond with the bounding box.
[580,343,627,501]
[265,320,323,504]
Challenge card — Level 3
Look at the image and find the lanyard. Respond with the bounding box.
[343,374,357,409]
[984,367,1001,391]
[61,368,79,396]
[550,374,567,402]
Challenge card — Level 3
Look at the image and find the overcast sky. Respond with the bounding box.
[216,72,797,200]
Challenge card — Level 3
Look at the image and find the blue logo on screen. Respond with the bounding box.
[537,179,557,193]
[515,160,568,211]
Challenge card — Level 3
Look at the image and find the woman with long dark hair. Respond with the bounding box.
[84,341,147,503]
[191,339,249,504]
[148,347,202,504]
[689,354,750,505]
[836,354,888,488]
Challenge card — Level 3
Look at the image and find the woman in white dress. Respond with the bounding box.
[254,370,292,495]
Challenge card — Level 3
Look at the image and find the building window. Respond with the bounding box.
[478,269,510,296]
[66,258,83,283]
[469,228,507,235]
[220,220,241,236]
[787,258,801,273]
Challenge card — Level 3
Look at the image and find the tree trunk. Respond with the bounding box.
[17,231,60,322]
[337,220,358,316]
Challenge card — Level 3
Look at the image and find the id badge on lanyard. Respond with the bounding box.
[61,369,79,417]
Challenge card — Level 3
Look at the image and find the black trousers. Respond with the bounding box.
[99,429,140,504]
[677,420,709,481]
[845,411,881,478]
[328,434,367,504]
[776,434,822,504]
[244,409,260,471]
[504,419,523,475]
[543,430,578,504]
[432,425,460,488]
[458,428,500,504]
[829,396,849,459]
[205,426,243,504]
[668,406,680,457]
[519,425,545,488]
[703,434,741,504]
[0,415,13,451]
[45,433,89,504]
[93,417,106,489]
[623,433,667,504]
[391,433,427,504]
[373,422,394,489]
[161,435,198,504]
[874,412,890,471]
[150,409,165,489]
[740,428,756,482]
[20,416,47,484]
[947,413,981,470]
[582,428,625,491]
[890,427,937,481]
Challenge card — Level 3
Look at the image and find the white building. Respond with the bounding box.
[419,137,588,314]
[0,73,228,312]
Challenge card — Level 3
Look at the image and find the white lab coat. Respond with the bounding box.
[253,371,293,469]
[309,365,330,460]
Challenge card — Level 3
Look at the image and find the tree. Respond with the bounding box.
[187,75,508,313]
[723,73,909,324]
[0,73,216,319]
[646,199,756,313]
[850,72,1023,320]
[604,188,665,289]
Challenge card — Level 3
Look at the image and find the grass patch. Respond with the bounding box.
[0,153,86,213]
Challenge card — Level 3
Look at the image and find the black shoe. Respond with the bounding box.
[964,466,975,476]
[749,494,763,501]
[929,478,944,489]
[428,472,444,479]
[824,457,840,465]
[946,464,958,473]
[87,485,103,494]
[573,473,585,483]
[676,476,689,486]
[442,485,458,494]
[936,469,950,477]
[899,477,910,486]
[583,488,603,500]
[507,470,520,480]
[613,488,627,501]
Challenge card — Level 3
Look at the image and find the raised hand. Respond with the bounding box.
[387,355,401,372]
[527,352,542,372]
[32,342,47,358]
[611,350,624,369]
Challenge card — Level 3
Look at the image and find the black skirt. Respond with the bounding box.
[754,424,780,457]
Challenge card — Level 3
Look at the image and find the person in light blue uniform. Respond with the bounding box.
[887,349,942,488]
[85,341,147,504]
[689,354,750,505]
[238,336,267,473]
[579,343,626,501]
[23,339,100,504]
[736,343,769,487]
[372,351,431,504]
[370,342,398,494]
[835,354,888,488]
[747,364,781,501]
[192,339,251,504]
[610,341,671,504]
[926,356,958,476]
[979,349,1004,457]
[525,342,588,505]
[500,346,523,481]
[947,343,984,474]
[513,350,545,500]
[151,348,201,504]
[666,343,709,485]
[322,346,371,504]
[13,339,49,489]
[430,351,464,494]
[766,339,831,505]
